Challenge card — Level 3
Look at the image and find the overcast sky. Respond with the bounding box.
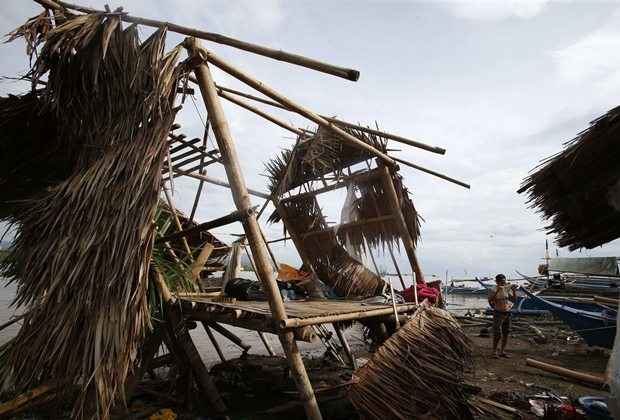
[2,0,620,281]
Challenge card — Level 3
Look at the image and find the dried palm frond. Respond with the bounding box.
[518,106,620,250]
[348,306,473,420]
[1,13,182,420]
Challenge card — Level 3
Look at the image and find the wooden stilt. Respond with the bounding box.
[379,164,424,284]
[203,323,226,362]
[333,323,357,369]
[258,331,276,356]
[153,269,227,415]
[208,321,252,353]
[186,38,322,420]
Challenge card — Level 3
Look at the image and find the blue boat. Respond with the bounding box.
[521,289,617,348]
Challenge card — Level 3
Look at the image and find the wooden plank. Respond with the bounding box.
[280,304,418,328]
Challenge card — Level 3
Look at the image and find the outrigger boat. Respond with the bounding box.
[521,289,617,348]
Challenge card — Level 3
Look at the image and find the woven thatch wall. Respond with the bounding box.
[518,106,620,250]
[265,124,388,196]
[275,195,387,297]
[1,12,181,419]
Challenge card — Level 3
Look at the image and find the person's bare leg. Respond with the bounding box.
[500,319,510,357]
[492,333,500,357]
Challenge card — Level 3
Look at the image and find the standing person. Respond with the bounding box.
[488,273,517,358]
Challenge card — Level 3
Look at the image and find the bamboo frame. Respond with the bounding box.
[185,37,322,420]
[212,83,447,155]
[280,304,418,328]
[33,0,360,81]
[198,49,395,166]
[333,323,356,369]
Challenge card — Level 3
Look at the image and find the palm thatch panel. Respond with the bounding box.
[518,106,620,250]
[1,12,182,419]
[348,306,474,419]
[265,124,388,197]
[275,195,387,297]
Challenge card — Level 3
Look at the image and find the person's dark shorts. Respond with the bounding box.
[492,311,511,337]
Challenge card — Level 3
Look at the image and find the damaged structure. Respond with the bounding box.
[0,1,475,419]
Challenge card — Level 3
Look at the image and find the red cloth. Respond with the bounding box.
[402,282,441,304]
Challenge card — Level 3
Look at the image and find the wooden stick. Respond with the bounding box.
[0,381,60,417]
[203,323,226,362]
[526,358,606,386]
[208,321,252,352]
[379,164,424,285]
[333,323,357,368]
[393,156,470,189]
[189,122,210,222]
[258,331,276,356]
[593,295,619,306]
[280,304,418,328]
[218,90,304,136]
[301,215,394,239]
[267,236,293,244]
[186,38,322,420]
[388,280,401,329]
[388,245,407,290]
[0,313,26,332]
[199,48,395,166]
[32,0,360,81]
[162,187,193,258]
[156,207,253,244]
[190,243,214,282]
[172,170,270,199]
[212,83,446,155]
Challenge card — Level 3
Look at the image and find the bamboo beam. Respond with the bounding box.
[210,83,446,155]
[281,168,381,202]
[0,381,60,418]
[156,207,253,244]
[207,321,252,352]
[198,49,395,166]
[189,122,210,222]
[379,164,425,285]
[526,358,606,387]
[333,323,357,369]
[218,90,304,136]
[186,37,322,420]
[190,243,214,281]
[258,331,276,356]
[280,304,418,328]
[203,323,226,362]
[173,171,270,200]
[393,157,470,189]
[169,137,200,154]
[162,187,193,257]
[33,0,360,81]
[301,215,394,240]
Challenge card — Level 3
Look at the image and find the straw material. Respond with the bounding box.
[1,13,181,419]
[348,306,473,419]
[518,106,620,250]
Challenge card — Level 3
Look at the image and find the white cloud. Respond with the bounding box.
[439,0,550,21]
[553,11,620,88]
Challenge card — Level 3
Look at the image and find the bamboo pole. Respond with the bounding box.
[388,280,401,329]
[172,170,270,199]
[393,156,470,189]
[212,83,446,155]
[280,304,418,328]
[190,243,214,282]
[388,245,407,290]
[0,381,60,418]
[208,321,252,352]
[198,49,395,166]
[186,38,322,420]
[218,90,304,136]
[526,358,606,386]
[162,187,194,258]
[203,323,226,362]
[333,323,357,369]
[379,164,425,285]
[189,123,209,222]
[258,331,276,356]
[32,0,360,81]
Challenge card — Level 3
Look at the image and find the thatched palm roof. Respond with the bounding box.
[518,106,620,250]
[1,11,182,419]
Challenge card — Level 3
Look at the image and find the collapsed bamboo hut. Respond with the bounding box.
[0,1,471,419]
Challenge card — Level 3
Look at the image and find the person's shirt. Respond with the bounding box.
[489,285,514,312]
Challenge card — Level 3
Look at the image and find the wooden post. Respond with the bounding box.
[333,324,357,369]
[379,164,424,285]
[186,38,322,420]
[258,332,276,356]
